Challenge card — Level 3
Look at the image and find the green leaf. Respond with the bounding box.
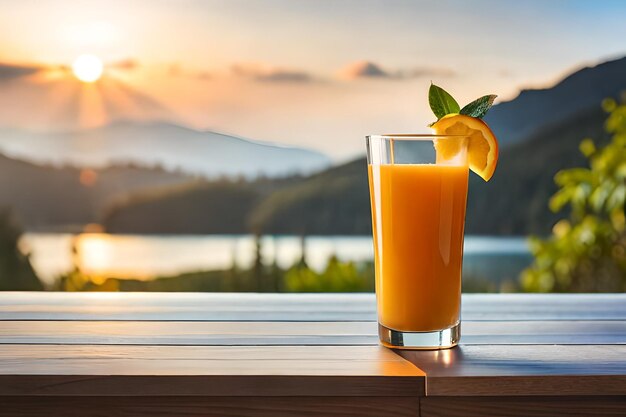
[429,83,460,119]
[579,138,596,157]
[460,95,497,118]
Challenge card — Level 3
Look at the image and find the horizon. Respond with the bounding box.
[1,0,626,161]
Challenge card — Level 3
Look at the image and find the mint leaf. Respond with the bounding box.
[429,83,460,119]
[460,95,497,118]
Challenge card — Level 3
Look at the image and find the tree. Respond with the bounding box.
[522,100,626,292]
[0,208,42,290]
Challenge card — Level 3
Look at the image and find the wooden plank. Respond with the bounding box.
[0,345,425,397]
[398,345,626,396]
[0,292,376,321]
[0,321,378,345]
[0,396,421,417]
[462,293,626,321]
[0,375,423,397]
[0,344,407,361]
[1,292,625,321]
[421,396,626,417]
[1,320,625,345]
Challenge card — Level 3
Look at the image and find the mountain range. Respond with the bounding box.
[0,54,624,234]
[0,121,331,178]
[100,55,624,236]
[484,55,626,145]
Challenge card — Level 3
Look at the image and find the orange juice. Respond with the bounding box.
[368,163,469,332]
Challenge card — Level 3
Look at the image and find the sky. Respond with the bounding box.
[0,0,625,161]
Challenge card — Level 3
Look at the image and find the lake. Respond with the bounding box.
[21,234,532,288]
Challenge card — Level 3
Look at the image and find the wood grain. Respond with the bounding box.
[1,292,624,321]
[1,320,625,345]
[0,396,421,417]
[421,396,626,417]
[0,320,378,345]
[0,344,424,397]
[0,344,409,361]
[398,345,626,396]
[0,375,423,397]
[0,345,422,376]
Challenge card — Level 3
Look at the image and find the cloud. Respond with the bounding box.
[338,60,455,80]
[399,67,456,78]
[108,59,139,71]
[166,63,211,81]
[339,61,389,79]
[0,63,43,81]
[231,63,312,83]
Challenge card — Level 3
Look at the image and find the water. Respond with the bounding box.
[21,233,532,287]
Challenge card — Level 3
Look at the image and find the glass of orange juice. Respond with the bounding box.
[366,134,469,349]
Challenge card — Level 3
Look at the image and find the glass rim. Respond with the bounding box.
[366,134,468,141]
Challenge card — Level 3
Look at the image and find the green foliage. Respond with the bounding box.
[429,83,460,119]
[522,100,626,292]
[460,95,498,119]
[0,208,42,291]
[283,255,374,292]
[428,83,496,123]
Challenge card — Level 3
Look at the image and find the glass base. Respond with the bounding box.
[378,322,460,350]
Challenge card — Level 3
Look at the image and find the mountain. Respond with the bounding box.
[5,56,623,235]
[248,159,371,235]
[466,105,609,234]
[485,55,626,145]
[249,105,609,236]
[257,107,610,236]
[0,153,193,230]
[102,102,609,236]
[101,174,306,234]
[101,158,371,235]
[98,56,626,236]
[103,182,261,234]
[0,120,331,178]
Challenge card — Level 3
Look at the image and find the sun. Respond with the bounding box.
[72,54,103,83]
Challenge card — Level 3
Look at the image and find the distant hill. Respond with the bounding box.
[101,173,307,234]
[103,181,260,234]
[0,153,193,230]
[485,55,626,145]
[249,159,371,235]
[0,120,331,178]
[101,158,371,235]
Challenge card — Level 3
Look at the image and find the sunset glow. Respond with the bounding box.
[0,0,625,159]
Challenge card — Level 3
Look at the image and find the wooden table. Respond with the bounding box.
[0,292,625,416]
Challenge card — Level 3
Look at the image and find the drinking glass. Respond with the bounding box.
[366,134,469,349]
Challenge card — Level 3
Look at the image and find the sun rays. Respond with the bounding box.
[0,63,173,131]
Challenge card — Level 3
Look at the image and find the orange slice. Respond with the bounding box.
[431,114,499,181]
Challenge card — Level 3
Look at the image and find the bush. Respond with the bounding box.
[0,208,42,290]
[522,100,626,292]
